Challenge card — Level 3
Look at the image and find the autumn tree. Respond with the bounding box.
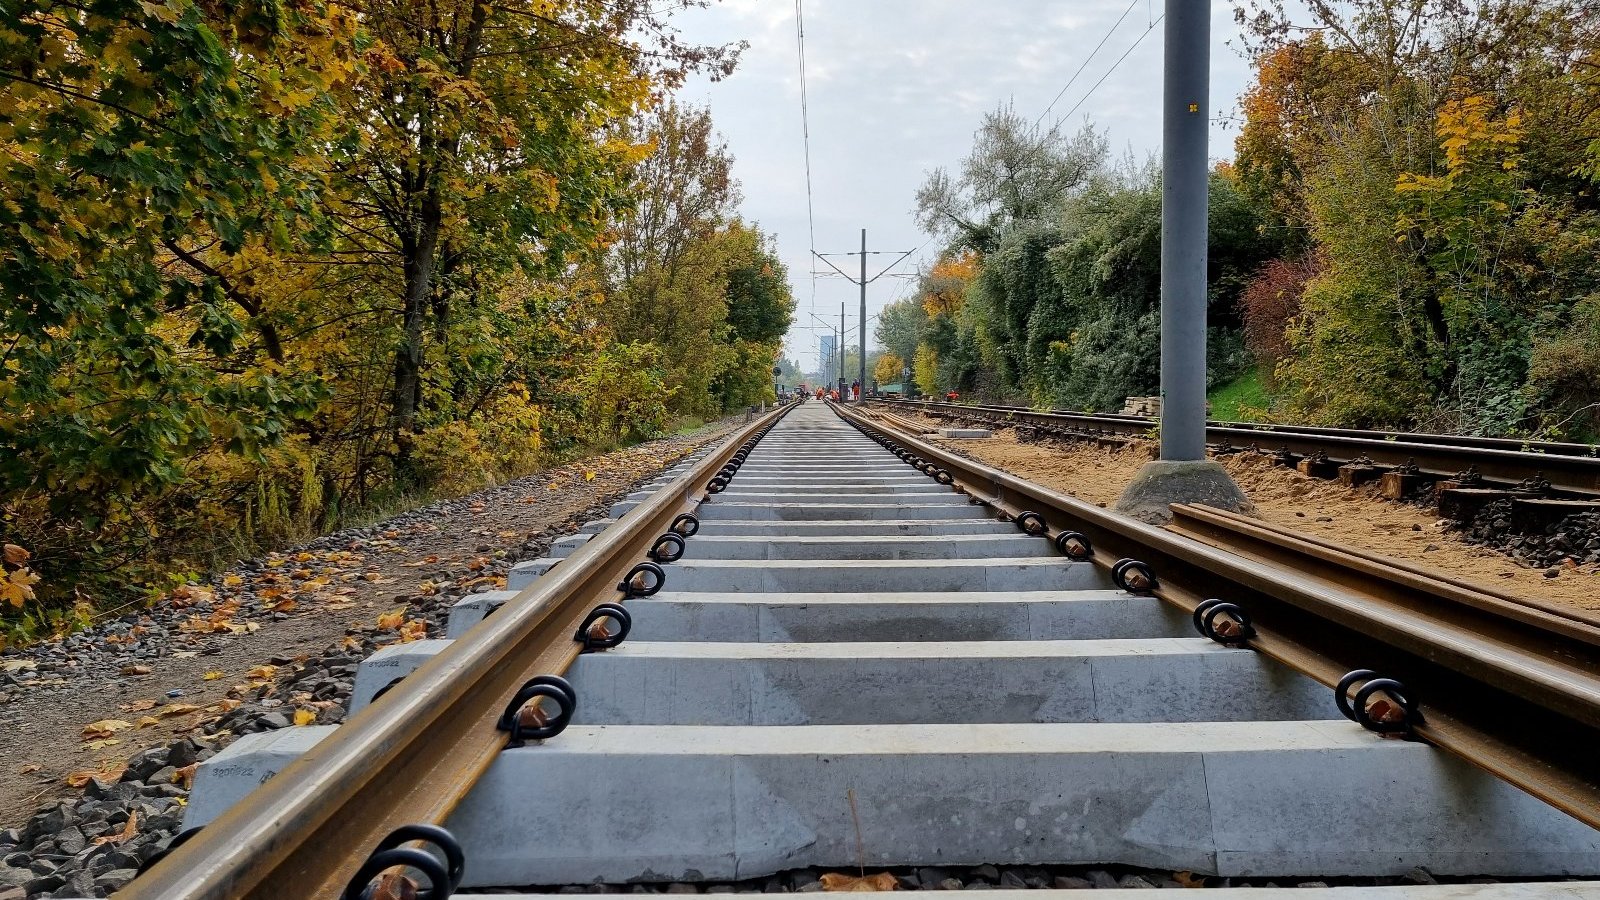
[0,1,357,589]
[323,2,737,472]
[0,0,760,632]
[873,353,906,385]
[1236,0,1600,432]
[604,102,791,415]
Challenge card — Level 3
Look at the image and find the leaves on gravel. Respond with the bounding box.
[81,719,133,739]
[375,607,408,631]
[93,811,138,846]
[819,873,899,892]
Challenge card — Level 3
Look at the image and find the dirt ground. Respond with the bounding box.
[0,421,742,826]
[908,417,1600,612]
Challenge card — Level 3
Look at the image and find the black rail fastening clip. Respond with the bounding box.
[1192,599,1254,645]
[576,603,631,651]
[342,824,466,900]
[649,532,686,563]
[670,513,700,537]
[1111,558,1157,593]
[137,825,203,875]
[1335,669,1418,735]
[1013,511,1048,536]
[370,674,406,703]
[497,674,576,746]
[618,561,665,598]
[1053,530,1092,559]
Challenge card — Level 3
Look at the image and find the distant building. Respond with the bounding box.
[819,334,835,370]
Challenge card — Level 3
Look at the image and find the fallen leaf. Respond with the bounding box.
[169,585,214,607]
[63,761,122,787]
[159,704,201,718]
[820,873,899,892]
[202,671,225,681]
[136,716,160,728]
[267,598,298,613]
[0,659,35,673]
[81,719,133,739]
[17,763,39,775]
[120,664,152,676]
[325,601,356,611]
[3,544,29,566]
[293,708,317,726]
[584,471,596,481]
[245,665,278,680]
[173,764,197,789]
[81,739,122,751]
[397,619,427,643]
[93,810,137,846]
[221,574,244,588]
[375,607,408,631]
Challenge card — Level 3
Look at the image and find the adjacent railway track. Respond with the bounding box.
[131,400,1600,899]
[880,398,1600,498]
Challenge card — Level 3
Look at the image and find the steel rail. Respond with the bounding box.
[837,402,1600,830]
[882,398,1600,458]
[122,404,795,900]
[879,399,1600,496]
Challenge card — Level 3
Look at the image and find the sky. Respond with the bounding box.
[673,0,1257,374]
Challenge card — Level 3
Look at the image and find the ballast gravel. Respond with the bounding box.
[0,424,742,899]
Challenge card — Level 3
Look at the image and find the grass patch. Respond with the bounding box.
[671,416,708,436]
[1208,367,1273,421]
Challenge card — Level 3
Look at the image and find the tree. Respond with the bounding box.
[875,299,927,364]
[1236,0,1600,432]
[0,0,355,574]
[327,2,738,471]
[914,103,1108,253]
[874,353,906,385]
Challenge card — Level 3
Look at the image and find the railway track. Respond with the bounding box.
[879,399,1600,500]
[126,400,1600,899]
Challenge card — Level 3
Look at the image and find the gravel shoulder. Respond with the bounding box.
[0,419,743,836]
[909,419,1600,612]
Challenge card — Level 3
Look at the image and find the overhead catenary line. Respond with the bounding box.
[1033,0,1141,128]
[793,0,818,313]
[1048,13,1164,129]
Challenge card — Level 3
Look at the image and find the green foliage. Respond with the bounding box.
[1235,0,1600,434]
[931,163,1277,411]
[0,1,757,633]
[1208,368,1274,421]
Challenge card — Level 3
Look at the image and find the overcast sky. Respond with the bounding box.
[674,1,1255,373]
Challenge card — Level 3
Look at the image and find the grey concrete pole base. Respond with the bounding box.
[1114,459,1254,524]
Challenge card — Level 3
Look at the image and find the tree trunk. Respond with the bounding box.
[392,192,443,471]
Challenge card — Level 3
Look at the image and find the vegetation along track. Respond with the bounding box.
[880,399,1600,501]
[126,400,1600,899]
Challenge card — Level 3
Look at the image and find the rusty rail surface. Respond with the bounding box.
[122,404,795,900]
[879,398,1600,496]
[837,402,1600,830]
